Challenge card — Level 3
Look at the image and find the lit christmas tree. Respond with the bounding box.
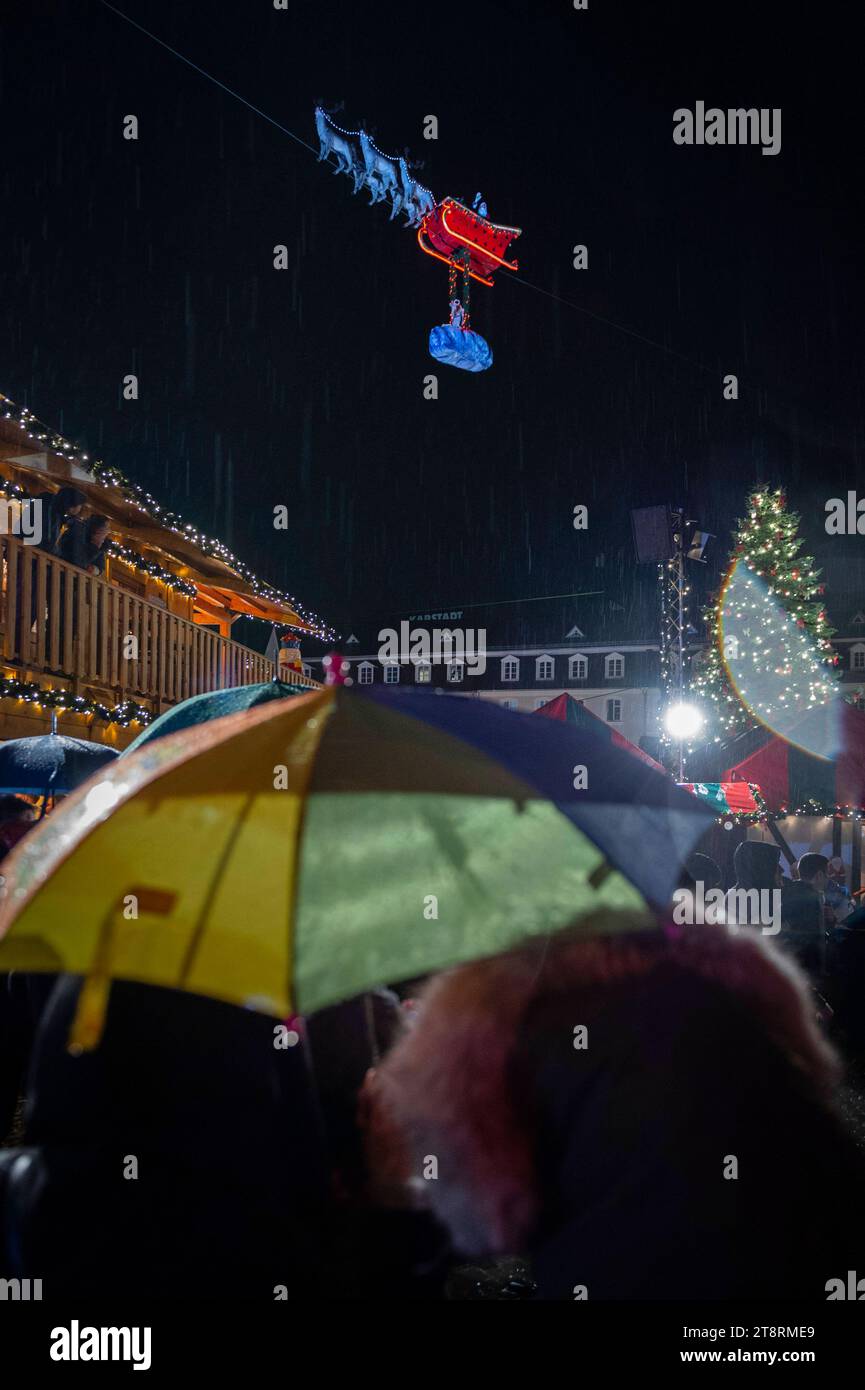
[693,487,837,740]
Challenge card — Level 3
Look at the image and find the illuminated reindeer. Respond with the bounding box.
[398,156,436,228]
[315,107,362,191]
[359,130,401,214]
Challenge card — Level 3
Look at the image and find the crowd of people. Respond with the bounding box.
[1,805,865,1300]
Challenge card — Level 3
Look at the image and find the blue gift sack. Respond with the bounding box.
[428,324,493,373]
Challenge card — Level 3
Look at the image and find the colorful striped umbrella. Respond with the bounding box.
[0,688,712,1048]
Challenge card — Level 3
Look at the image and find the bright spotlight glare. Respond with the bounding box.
[663,701,704,740]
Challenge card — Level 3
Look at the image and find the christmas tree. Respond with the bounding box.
[693,486,837,740]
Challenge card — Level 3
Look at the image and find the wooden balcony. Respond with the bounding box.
[0,535,320,747]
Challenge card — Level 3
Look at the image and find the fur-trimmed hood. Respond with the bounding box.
[378,912,843,1274]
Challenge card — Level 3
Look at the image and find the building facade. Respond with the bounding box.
[303,623,665,753]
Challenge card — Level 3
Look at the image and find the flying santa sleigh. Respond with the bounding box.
[314,106,521,373]
[419,197,521,372]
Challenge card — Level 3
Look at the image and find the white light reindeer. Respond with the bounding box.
[315,107,362,191]
[359,130,401,215]
[398,156,436,228]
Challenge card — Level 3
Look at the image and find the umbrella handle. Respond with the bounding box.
[68,900,121,1053]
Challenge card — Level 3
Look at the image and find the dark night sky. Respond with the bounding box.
[1,0,862,646]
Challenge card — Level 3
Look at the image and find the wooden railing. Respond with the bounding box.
[1,535,320,705]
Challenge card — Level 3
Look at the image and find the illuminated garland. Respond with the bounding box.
[692,486,837,741]
[0,676,151,728]
[106,541,197,598]
[0,393,336,641]
[717,802,865,826]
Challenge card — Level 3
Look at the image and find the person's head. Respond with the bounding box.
[53,487,87,517]
[0,793,36,825]
[0,794,37,858]
[798,853,829,893]
[733,839,782,893]
[686,852,722,892]
[377,909,839,1262]
[87,514,110,547]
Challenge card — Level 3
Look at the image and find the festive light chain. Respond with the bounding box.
[106,541,197,598]
[0,675,151,727]
[0,393,337,642]
[717,803,865,825]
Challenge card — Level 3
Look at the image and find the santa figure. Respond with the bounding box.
[278,633,304,678]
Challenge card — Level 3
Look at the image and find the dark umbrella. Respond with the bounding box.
[0,735,119,796]
[122,679,307,755]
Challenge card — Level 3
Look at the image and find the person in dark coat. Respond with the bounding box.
[781,853,828,976]
[732,838,783,894]
[57,513,111,575]
[0,797,40,1141]
[377,910,865,1300]
[827,902,865,1052]
[34,488,86,555]
[1,977,331,1299]
[305,990,452,1298]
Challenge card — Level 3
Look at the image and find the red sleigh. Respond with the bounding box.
[418,198,521,286]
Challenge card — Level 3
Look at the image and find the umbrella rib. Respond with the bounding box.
[177,790,258,987]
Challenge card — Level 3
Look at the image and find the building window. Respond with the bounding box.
[606,698,622,723]
[301,663,312,680]
[384,663,399,684]
[501,656,520,682]
[447,661,464,683]
[534,697,548,710]
[415,661,431,683]
[852,646,865,672]
[502,698,518,710]
[358,662,374,685]
[605,652,624,680]
[569,654,588,681]
[536,655,555,681]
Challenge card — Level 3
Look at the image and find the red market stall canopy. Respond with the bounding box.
[534,693,668,774]
[717,699,865,815]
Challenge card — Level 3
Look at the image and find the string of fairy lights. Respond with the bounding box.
[0,392,337,641]
[105,541,197,598]
[0,676,151,728]
[716,802,865,826]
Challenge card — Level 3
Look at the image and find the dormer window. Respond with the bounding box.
[535,654,555,681]
[569,654,588,680]
[501,656,520,682]
[415,661,431,683]
[605,652,624,680]
[447,661,464,683]
[358,661,374,685]
[852,644,865,672]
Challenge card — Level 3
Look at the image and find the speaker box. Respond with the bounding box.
[631,505,673,563]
